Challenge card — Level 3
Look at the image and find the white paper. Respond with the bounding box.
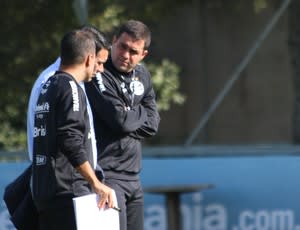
[73,191,120,230]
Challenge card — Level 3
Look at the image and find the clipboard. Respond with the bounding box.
[72,191,120,230]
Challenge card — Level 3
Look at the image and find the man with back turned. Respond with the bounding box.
[32,29,115,230]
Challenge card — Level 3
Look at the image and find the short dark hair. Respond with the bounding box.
[80,25,110,52]
[115,20,151,50]
[60,30,96,66]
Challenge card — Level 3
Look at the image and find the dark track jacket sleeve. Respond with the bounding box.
[130,76,160,140]
[85,73,148,134]
[56,79,88,168]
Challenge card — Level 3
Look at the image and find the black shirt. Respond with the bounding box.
[85,57,160,180]
[32,71,93,209]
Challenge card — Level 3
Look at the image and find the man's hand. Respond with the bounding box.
[76,161,116,209]
[92,181,115,209]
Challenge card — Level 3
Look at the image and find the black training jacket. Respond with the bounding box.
[32,71,93,210]
[85,57,160,180]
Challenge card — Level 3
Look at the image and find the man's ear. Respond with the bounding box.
[142,49,148,59]
[85,54,94,68]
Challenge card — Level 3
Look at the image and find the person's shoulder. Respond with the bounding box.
[48,72,77,92]
[52,71,74,82]
[136,62,147,70]
[135,63,150,76]
[135,63,151,83]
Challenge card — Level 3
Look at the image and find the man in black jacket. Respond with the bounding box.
[85,20,160,230]
[32,29,115,230]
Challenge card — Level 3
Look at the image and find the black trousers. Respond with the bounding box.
[38,199,76,230]
[104,178,144,230]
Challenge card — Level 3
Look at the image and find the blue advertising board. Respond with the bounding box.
[141,156,300,230]
[1,155,300,230]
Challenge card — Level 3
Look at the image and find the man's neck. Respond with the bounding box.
[59,65,84,83]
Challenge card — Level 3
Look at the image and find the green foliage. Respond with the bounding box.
[0,0,77,151]
[147,59,186,111]
[90,4,126,34]
[0,123,27,151]
[0,0,277,150]
[0,0,187,150]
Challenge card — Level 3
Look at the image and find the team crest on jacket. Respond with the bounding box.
[40,79,51,95]
[130,80,144,96]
